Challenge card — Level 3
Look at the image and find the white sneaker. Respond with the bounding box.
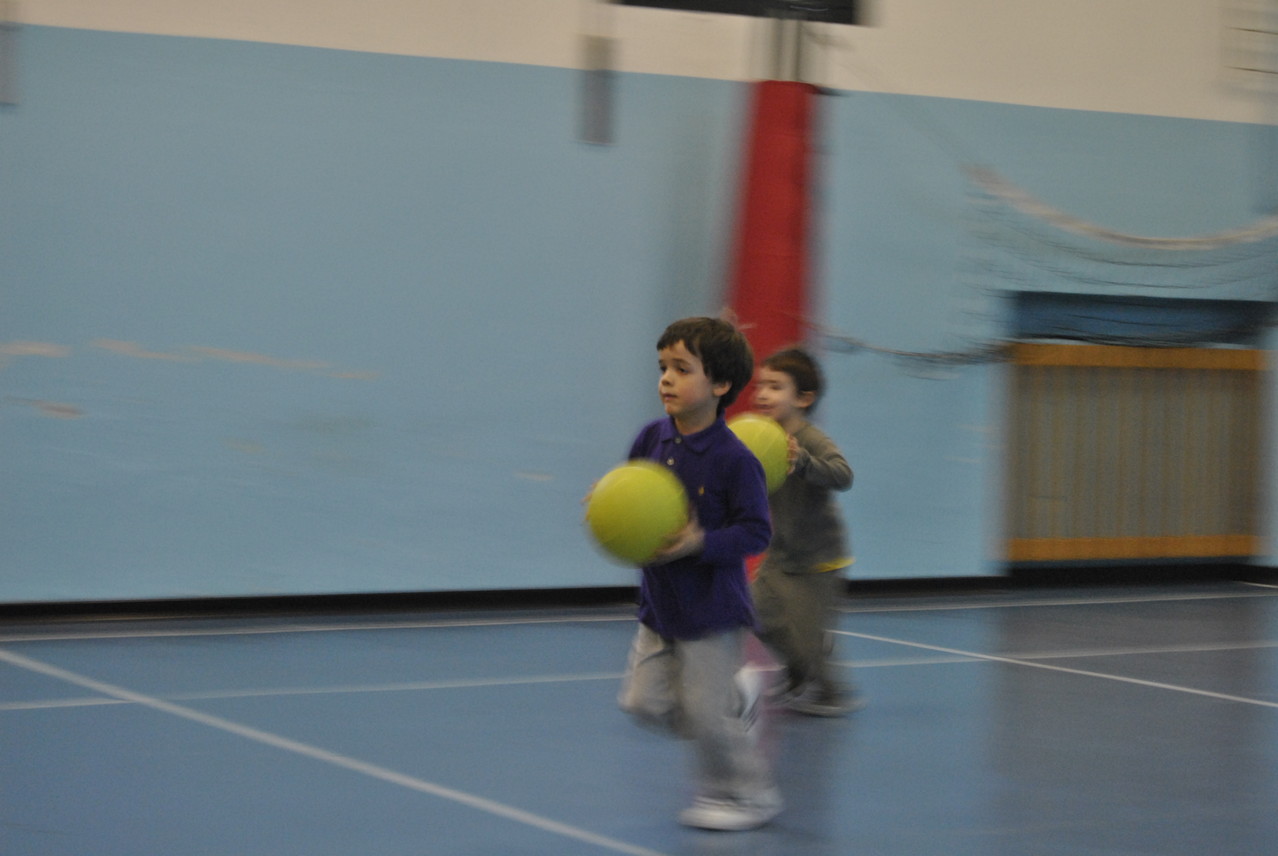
[678,788,783,831]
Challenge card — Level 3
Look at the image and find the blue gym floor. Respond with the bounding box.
[3,581,1276,855]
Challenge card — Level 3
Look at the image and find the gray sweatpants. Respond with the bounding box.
[751,566,844,697]
[618,624,772,801]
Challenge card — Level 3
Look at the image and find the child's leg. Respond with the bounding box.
[678,629,774,801]
[781,572,865,715]
[618,623,684,735]
[751,563,804,691]
[809,570,849,698]
[752,565,825,691]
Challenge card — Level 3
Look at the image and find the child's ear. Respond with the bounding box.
[712,379,732,399]
[797,390,817,410]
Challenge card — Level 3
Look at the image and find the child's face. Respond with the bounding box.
[753,366,812,427]
[658,340,730,432]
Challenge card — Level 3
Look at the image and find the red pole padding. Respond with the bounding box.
[726,79,819,416]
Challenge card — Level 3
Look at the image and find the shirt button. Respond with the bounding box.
[667,458,675,466]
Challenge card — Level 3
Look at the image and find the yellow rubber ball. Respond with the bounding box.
[728,413,789,494]
[585,460,689,566]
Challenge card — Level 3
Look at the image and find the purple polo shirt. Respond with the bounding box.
[627,416,772,640]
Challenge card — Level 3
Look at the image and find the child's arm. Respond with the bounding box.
[792,429,853,491]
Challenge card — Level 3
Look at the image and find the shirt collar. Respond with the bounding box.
[657,415,727,453]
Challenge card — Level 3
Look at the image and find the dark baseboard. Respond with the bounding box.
[1004,561,1276,588]
[847,562,1275,594]
[0,586,642,623]
[1,564,1272,623]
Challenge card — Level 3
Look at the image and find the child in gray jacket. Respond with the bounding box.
[749,347,861,716]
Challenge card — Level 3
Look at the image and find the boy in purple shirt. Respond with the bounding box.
[616,317,780,831]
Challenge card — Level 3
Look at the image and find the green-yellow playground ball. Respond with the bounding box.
[728,413,789,494]
[585,460,689,566]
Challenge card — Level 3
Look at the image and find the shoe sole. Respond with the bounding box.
[679,790,783,831]
[678,805,782,831]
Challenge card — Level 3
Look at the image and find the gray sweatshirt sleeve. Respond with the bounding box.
[792,425,852,492]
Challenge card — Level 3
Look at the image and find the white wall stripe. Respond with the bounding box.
[18,0,1269,122]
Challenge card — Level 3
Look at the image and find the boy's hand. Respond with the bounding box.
[786,434,800,475]
[650,517,705,564]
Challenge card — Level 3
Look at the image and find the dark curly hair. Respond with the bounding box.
[657,317,754,415]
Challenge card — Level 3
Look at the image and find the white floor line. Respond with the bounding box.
[998,640,1278,660]
[161,671,629,701]
[840,639,1278,665]
[834,655,983,668]
[19,636,1268,711]
[839,587,1278,614]
[0,696,130,711]
[0,613,635,644]
[835,631,1278,708]
[0,647,672,856]
[0,671,630,712]
[832,639,1278,670]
